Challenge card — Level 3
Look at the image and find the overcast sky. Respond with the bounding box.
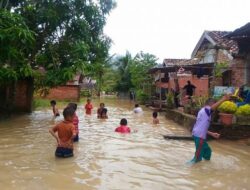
[104,0,250,63]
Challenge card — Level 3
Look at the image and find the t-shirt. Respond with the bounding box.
[85,103,93,114]
[52,121,75,149]
[192,106,211,139]
[115,125,131,133]
[133,107,143,113]
[183,84,196,96]
[97,108,108,118]
[73,113,79,134]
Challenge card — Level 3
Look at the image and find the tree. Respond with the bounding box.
[129,51,158,90]
[1,0,116,88]
[114,52,134,92]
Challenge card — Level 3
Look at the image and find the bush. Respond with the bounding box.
[235,104,250,116]
[136,90,150,104]
[218,101,237,114]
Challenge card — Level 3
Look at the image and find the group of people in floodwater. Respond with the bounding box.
[49,99,159,158]
[49,92,233,165]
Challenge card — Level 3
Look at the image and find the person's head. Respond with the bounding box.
[50,100,56,106]
[135,104,139,108]
[63,106,75,121]
[120,118,127,126]
[153,112,158,118]
[67,103,77,111]
[100,103,105,108]
[87,99,91,103]
[187,80,191,85]
[205,98,216,106]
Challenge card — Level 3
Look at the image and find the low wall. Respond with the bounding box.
[166,109,250,140]
[46,85,80,101]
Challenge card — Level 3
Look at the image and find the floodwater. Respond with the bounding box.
[0,98,249,190]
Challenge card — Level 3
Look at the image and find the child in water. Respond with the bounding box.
[191,95,229,163]
[115,118,131,133]
[152,112,159,124]
[50,100,60,117]
[85,99,93,115]
[133,104,143,113]
[49,106,76,158]
[97,103,108,119]
[67,103,79,142]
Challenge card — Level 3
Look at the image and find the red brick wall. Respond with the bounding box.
[231,58,246,87]
[14,78,33,112]
[169,75,209,96]
[46,85,80,101]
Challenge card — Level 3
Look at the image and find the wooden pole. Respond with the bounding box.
[159,71,162,110]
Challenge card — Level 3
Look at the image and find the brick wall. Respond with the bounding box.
[14,78,33,112]
[231,58,246,86]
[46,85,80,101]
[169,75,209,96]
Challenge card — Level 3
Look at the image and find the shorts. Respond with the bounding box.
[55,147,73,158]
[73,134,79,142]
[192,136,211,163]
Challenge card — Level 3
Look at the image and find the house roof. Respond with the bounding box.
[163,58,199,66]
[225,23,250,38]
[191,31,239,58]
[148,62,214,76]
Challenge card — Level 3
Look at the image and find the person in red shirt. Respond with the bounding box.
[49,106,76,158]
[85,99,93,115]
[67,103,79,142]
[115,118,131,133]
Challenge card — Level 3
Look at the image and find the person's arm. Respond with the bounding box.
[71,125,76,139]
[49,126,60,145]
[210,95,230,111]
[207,131,220,139]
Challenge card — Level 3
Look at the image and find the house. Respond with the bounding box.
[225,22,250,86]
[191,30,244,87]
[45,74,83,101]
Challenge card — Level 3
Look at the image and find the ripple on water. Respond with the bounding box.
[0,99,250,190]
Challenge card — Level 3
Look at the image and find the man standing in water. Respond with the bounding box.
[191,95,229,163]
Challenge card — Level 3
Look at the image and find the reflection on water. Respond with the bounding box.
[0,99,249,190]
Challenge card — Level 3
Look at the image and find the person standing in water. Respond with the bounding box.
[115,118,131,133]
[67,103,79,142]
[49,106,76,158]
[97,103,108,119]
[152,112,159,124]
[85,99,93,115]
[50,100,60,117]
[191,95,229,163]
[133,104,143,113]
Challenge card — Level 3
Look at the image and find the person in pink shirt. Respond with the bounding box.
[115,118,131,133]
[68,103,79,142]
[85,99,93,115]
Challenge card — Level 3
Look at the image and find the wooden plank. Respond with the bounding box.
[163,135,193,140]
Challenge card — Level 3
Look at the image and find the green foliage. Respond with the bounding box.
[0,9,35,82]
[218,101,237,114]
[166,91,174,109]
[1,1,116,88]
[235,104,250,116]
[214,62,228,77]
[113,51,158,95]
[136,89,150,104]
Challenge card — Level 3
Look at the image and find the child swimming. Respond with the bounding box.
[152,112,159,124]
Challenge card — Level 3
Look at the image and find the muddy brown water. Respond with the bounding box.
[0,99,249,190]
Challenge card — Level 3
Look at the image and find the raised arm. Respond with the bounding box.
[210,95,230,111]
